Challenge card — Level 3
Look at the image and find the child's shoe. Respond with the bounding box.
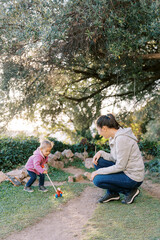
[23,186,34,192]
[38,186,48,192]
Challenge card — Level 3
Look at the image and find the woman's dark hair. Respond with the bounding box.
[96,114,122,129]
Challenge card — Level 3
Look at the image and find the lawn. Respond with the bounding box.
[1,163,160,240]
[82,189,160,240]
[0,180,88,239]
[48,166,73,181]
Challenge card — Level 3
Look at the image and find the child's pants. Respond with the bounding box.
[26,170,45,187]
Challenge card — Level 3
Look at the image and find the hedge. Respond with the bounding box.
[138,140,160,157]
[144,158,160,174]
[0,136,159,172]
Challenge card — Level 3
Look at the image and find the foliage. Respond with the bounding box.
[0,0,160,133]
[138,140,160,157]
[143,119,160,141]
[0,136,159,172]
[118,95,160,140]
[144,157,160,184]
[0,181,88,239]
[0,136,39,171]
[145,158,160,174]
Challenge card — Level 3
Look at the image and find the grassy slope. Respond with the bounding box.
[0,181,88,239]
[82,189,160,240]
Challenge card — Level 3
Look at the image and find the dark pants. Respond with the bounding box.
[93,157,142,195]
[26,170,45,187]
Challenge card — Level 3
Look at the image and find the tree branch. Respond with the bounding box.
[59,84,110,102]
[141,53,160,60]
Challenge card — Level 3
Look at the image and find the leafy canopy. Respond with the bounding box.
[0,0,160,134]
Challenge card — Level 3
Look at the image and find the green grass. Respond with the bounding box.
[145,172,160,184]
[48,166,72,181]
[64,157,94,173]
[82,189,160,240]
[0,181,88,239]
[144,157,160,184]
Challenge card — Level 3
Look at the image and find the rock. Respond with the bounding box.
[62,149,74,158]
[85,158,94,169]
[7,168,28,180]
[22,177,30,184]
[68,176,74,182]
[48,153,58,161]
[63,158,70,164]
[84,172,92,181]
[0,171,7,183]
[69,158,74,162]
[74,152,84,160]
[21,168,28,178]
[7,169,21,176]
[54,151,62,159]
[48,159,64,169]
[74,174,84,182]
[83,151,88,159]
[48,154,57,165]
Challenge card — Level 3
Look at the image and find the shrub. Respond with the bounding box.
[0,136,39,171]
[145,158,160,174]
[0,135,159,172]
[138,140,160,157]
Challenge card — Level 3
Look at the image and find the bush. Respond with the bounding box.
[0,136,71,172]
[138,140,160,157]
[0,135,159,172]
[145,158,160,174]
[0,136,39,172]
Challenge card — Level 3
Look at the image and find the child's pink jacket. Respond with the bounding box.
[25,148,48,175]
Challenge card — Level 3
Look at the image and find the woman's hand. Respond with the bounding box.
[92,151,101,165]
[91,171,98,181]
[43,170,48,174]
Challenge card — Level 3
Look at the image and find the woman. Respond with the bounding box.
[91,114,145,204]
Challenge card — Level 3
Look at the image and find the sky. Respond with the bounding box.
[7,97,129,142]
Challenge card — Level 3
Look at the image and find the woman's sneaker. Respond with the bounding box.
[23,186,34,192]
[122,188,140,204]
[98,192,120,203]
[38,186,48,192]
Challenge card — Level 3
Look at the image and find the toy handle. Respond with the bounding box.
[46,173,57,192]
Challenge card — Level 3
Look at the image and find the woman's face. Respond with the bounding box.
[97,126,110,139]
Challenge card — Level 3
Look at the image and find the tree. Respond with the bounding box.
[118,95,160,140]
[0,0,159,134]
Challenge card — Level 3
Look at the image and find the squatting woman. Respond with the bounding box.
[91,114,144,204]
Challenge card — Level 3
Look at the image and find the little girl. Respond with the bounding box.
[24,140,54,192]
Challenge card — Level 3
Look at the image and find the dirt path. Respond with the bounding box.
[32,180,66,187]
[33,166,87,187]
[5,186,103,240]
[141,180,160,199]
[63,166,85,175]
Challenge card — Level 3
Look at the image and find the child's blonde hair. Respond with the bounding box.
[40,140,54,149]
